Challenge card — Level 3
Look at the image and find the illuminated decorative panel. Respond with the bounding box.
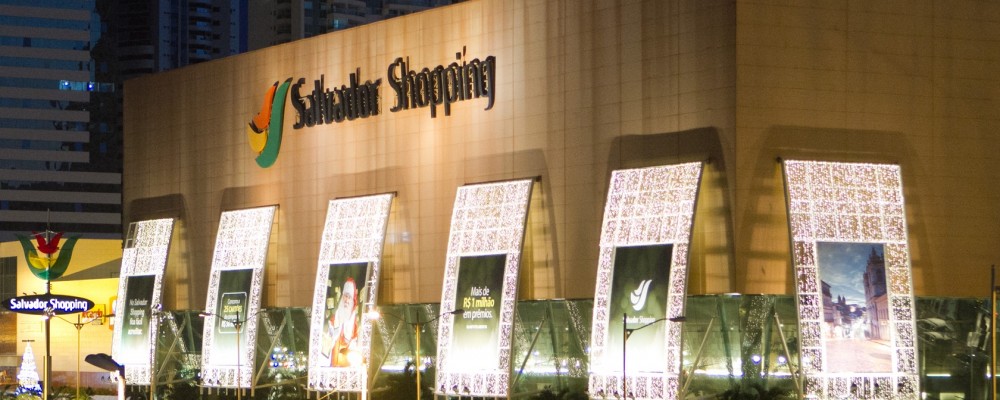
[588,162,703,400]
[782,160,918,399]
[307,193,394,392]
[435,179,535,397]
[110,218,175,385]
[200,206,277,389]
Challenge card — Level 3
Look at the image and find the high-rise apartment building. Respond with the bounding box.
[1,0,455,242]
[109,0,249,80]
[249,0,456,50]
[0,0,121,241]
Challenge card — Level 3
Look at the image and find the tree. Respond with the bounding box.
[16,343,41,398]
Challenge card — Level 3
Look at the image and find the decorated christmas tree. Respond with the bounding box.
[16,343,41,397]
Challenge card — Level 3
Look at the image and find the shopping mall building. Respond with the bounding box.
[114,0,999,398]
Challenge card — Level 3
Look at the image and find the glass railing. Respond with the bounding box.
[915,297,992,400]
[138,296,998,399]
[678,295,801,399]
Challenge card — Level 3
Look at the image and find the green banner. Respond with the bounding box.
[608,244,673,373]
[118,275,156,365]
[450,254,506,371]
[211,269,254,366]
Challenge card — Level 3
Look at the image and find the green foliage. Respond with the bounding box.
[45,386,93,400]
[528,386,588,400]
[378,361,419,400]
[719,381,792,400]
[160,380,199,400]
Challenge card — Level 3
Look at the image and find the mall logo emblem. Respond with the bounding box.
[629,279,653,311]
[15,231,80,281]
[246,79,293,168]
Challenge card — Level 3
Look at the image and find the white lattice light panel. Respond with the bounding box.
[435,179,534,397]
[588,162,703,400]
[307,193,393,392]
[111,218,175,385]
[782,160,918,399]
[200,206,277,389]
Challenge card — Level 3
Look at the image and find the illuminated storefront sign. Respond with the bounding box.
[387,51,496,117]
[3,294,94,315]
[290,70,381,128]
[289,51,496,125]
[245,50,496,167]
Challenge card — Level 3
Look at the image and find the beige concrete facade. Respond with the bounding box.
[734,1,999,295]
[122,0,999,311]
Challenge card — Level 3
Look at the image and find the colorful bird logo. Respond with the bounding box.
[15,231,80,281]
[33,231,63,255]
[246,78,293,168]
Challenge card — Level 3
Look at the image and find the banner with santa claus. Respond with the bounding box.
[307,193,393,393]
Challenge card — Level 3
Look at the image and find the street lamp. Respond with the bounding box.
[54,311,114,400]
[369,308,464,400]
[41,305,53,400]
[199,310,259,400]
[85,353,124,400]
[622,313,685,399]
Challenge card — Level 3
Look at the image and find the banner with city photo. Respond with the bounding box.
[116,274,156,366]
[817,241,892,373]
[317,262,370,368]
[782,161,918,397]
[449,254,506,371]
[209,268,254,366]
[607,244,673,373]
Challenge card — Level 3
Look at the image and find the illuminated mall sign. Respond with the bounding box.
[291,70,382,127]
[245,49,497,168]
[386,52,497,118]
[3,294,94,315]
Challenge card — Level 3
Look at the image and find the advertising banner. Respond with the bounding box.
[307,194,393,393]
[435,178,535,397]
[110,218,174,385]
[199,206,276,388]
[782,160,918,398]
[210,269,253,366]
[607,244,672,373]
[450,254,506,371]
[117,275,156,366]
[816,242,891,373]
[318,262,370,368]
[588,163,702,400]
